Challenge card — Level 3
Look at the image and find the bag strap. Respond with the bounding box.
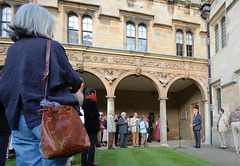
[42,40,52,99]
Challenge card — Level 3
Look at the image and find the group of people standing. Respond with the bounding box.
[220,106,240,153]
[116,112,156,148]
[191,106,240,154]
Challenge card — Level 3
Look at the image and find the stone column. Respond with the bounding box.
[159,98,169,147]
[106,96,116,148]
[203,99,211,144]
[106,96,116,116]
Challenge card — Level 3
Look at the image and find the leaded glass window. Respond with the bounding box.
[221,17,226,48]
[215,25,219,53]
[176,30,183,56]
[126,22,135,50]
[68,15,78,44]
[138,24,147,52]
[0,6,11,37]
[186,32,193,57]
[82,16,92,46]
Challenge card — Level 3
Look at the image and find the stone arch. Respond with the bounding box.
[79,68,110,95]
[164,75,208,99]
[111,70,164,97]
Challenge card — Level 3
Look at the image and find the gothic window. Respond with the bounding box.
[176,30,183,56]
[217,88,221,111]
[0,6,11,37]
[186,32,193,57]
[215,25,219,53]
[221,17,226,48]
[138,24,147,52]
[82,16,92,46]
[68,14,78,44]
[126,22,135,51]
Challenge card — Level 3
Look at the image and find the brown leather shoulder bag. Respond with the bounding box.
[40,40,90,159]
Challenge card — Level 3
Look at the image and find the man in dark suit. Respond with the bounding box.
[192,108,202,148]
[118,112,128,148]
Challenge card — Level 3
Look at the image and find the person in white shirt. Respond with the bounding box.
[107,110,116,150]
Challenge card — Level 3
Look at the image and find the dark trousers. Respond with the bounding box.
[120,133,128,148]
[147,130,152,142]
[115,131,119,146]
[81,133,97,166]
[0,136,9,166]
[194,130,201,148]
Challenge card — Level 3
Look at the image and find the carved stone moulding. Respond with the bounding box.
[66,51,78,60]
[197,75,208,89]
[141,60,185,70]
[135,67,142,76]
[0,46,8,55]
[146,71,180,87]
[65,6,97,18]
[112,57,135,65]
[105,68,116,84]
[83,55,108,63]
[89,67,130,84]
[189,64,208,71]
[121,10,154,26]
[76,62,84,73]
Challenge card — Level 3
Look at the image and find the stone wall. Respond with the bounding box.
[209,0,240,147]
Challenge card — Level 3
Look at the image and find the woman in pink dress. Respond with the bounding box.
[155,116,161,142]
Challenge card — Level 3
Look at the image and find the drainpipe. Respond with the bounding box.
[200,3,213,145]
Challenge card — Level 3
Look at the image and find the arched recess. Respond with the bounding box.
[113,70,163,140]
[111,71,164,98]
[78,69,109,115]
[164,75,208,100]
[78,68,109,95]
[164,75,208,141]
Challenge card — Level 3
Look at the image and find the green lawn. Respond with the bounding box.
[6,147,215,166]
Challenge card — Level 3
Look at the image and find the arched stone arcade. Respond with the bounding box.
[75,56,210,145]
[0,41,210,145]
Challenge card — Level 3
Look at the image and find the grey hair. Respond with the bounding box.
[121,112,126,116]
[193,108,199,113]
[235,106,240,111]
[109,110,113,115]
[7,4,55,41]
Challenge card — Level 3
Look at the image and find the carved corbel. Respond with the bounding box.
[159,72,170,87]
[76,62,84,73]
[105,68,116,84]
[135,67,142,77]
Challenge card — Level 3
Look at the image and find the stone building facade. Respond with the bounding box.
[0,0,211,145]
[209,0,240,146]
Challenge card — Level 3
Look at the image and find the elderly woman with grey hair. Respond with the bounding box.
[228,106,240,153]
[0,4,82,166]
[140,116,148,147]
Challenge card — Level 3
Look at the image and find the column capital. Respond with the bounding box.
[158,97,168,101]
[106,96,116,99]
[202,99,208,102]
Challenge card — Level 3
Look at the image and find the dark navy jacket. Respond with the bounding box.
[0,99,10,137]
[0,37,82,130]
[82,98,100,134]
